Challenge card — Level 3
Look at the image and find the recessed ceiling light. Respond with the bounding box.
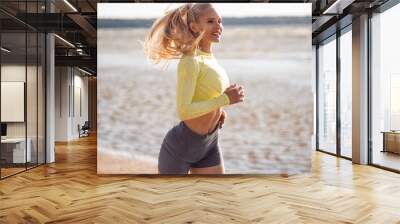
[63,0,78,12]
[323,0,355,15]
[1,47,11,53]
[54,34,75,48]
[78,67,93,76]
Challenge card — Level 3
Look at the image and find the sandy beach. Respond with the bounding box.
[97,24,313,174]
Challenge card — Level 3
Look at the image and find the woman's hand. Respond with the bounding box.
[224,84,245,105]
[218,109,226,129]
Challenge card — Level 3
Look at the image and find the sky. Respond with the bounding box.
[98,3,311,19]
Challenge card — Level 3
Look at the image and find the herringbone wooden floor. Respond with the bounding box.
[1,135,400,224]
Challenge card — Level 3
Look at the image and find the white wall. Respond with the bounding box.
[1,65,36,138]
[1,65,25,81]
[55,66,70,141]
[55,67,89,141]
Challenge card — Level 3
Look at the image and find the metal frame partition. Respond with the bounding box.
[0,0,47,180]
[338,24,353,160]
[367,0,400,173]
[315,0,400,173]
[0,21,2,179]
[336,28,341,159]
[315,20,353,161]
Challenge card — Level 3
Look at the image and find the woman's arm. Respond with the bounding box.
[218,109,226,129]
[176,57,230,120]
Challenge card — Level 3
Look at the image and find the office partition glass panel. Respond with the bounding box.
[27,30,38,169]
[317,36,337,154]
[0,1,46,179]
[339,29,352,158]
[38,32,45,164]
[1,30,27,177]
[26,0,38,169]
[371,3,400,171]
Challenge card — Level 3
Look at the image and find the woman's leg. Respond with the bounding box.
[190,142,225,174]
[158,140,191,174]
[190,164,224,174]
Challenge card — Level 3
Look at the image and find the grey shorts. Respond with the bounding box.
[158,121,222,174]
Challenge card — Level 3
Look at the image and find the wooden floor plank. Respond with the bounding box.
[0,135,399,223]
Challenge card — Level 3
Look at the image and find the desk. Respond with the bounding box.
[381,131,400,154]
[1,138,31,163]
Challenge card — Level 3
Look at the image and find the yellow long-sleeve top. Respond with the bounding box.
[176,49,230,120]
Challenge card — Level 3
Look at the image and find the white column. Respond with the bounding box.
[45,0,55,163]
[352,14,369,164]
[46,33,55,163]
[312,45,317,151]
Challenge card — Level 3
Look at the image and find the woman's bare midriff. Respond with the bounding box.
[183,108,222,135]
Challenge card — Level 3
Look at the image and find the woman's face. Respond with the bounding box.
[192,7,223,43]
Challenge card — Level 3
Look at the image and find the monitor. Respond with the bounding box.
[1,123,7,137]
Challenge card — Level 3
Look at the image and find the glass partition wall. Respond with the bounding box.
[370,2,400,171]
[316,0,400,172]
[316,26,353,159]
[0,1,46,179]
[0,30,27,177]
[317,35,337,155]
[339,27,352,159]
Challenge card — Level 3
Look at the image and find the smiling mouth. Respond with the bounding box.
[212,33,221,38]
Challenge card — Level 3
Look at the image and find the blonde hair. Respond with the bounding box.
[143,3,213,65]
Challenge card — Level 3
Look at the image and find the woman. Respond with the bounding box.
[143,3,245,174]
